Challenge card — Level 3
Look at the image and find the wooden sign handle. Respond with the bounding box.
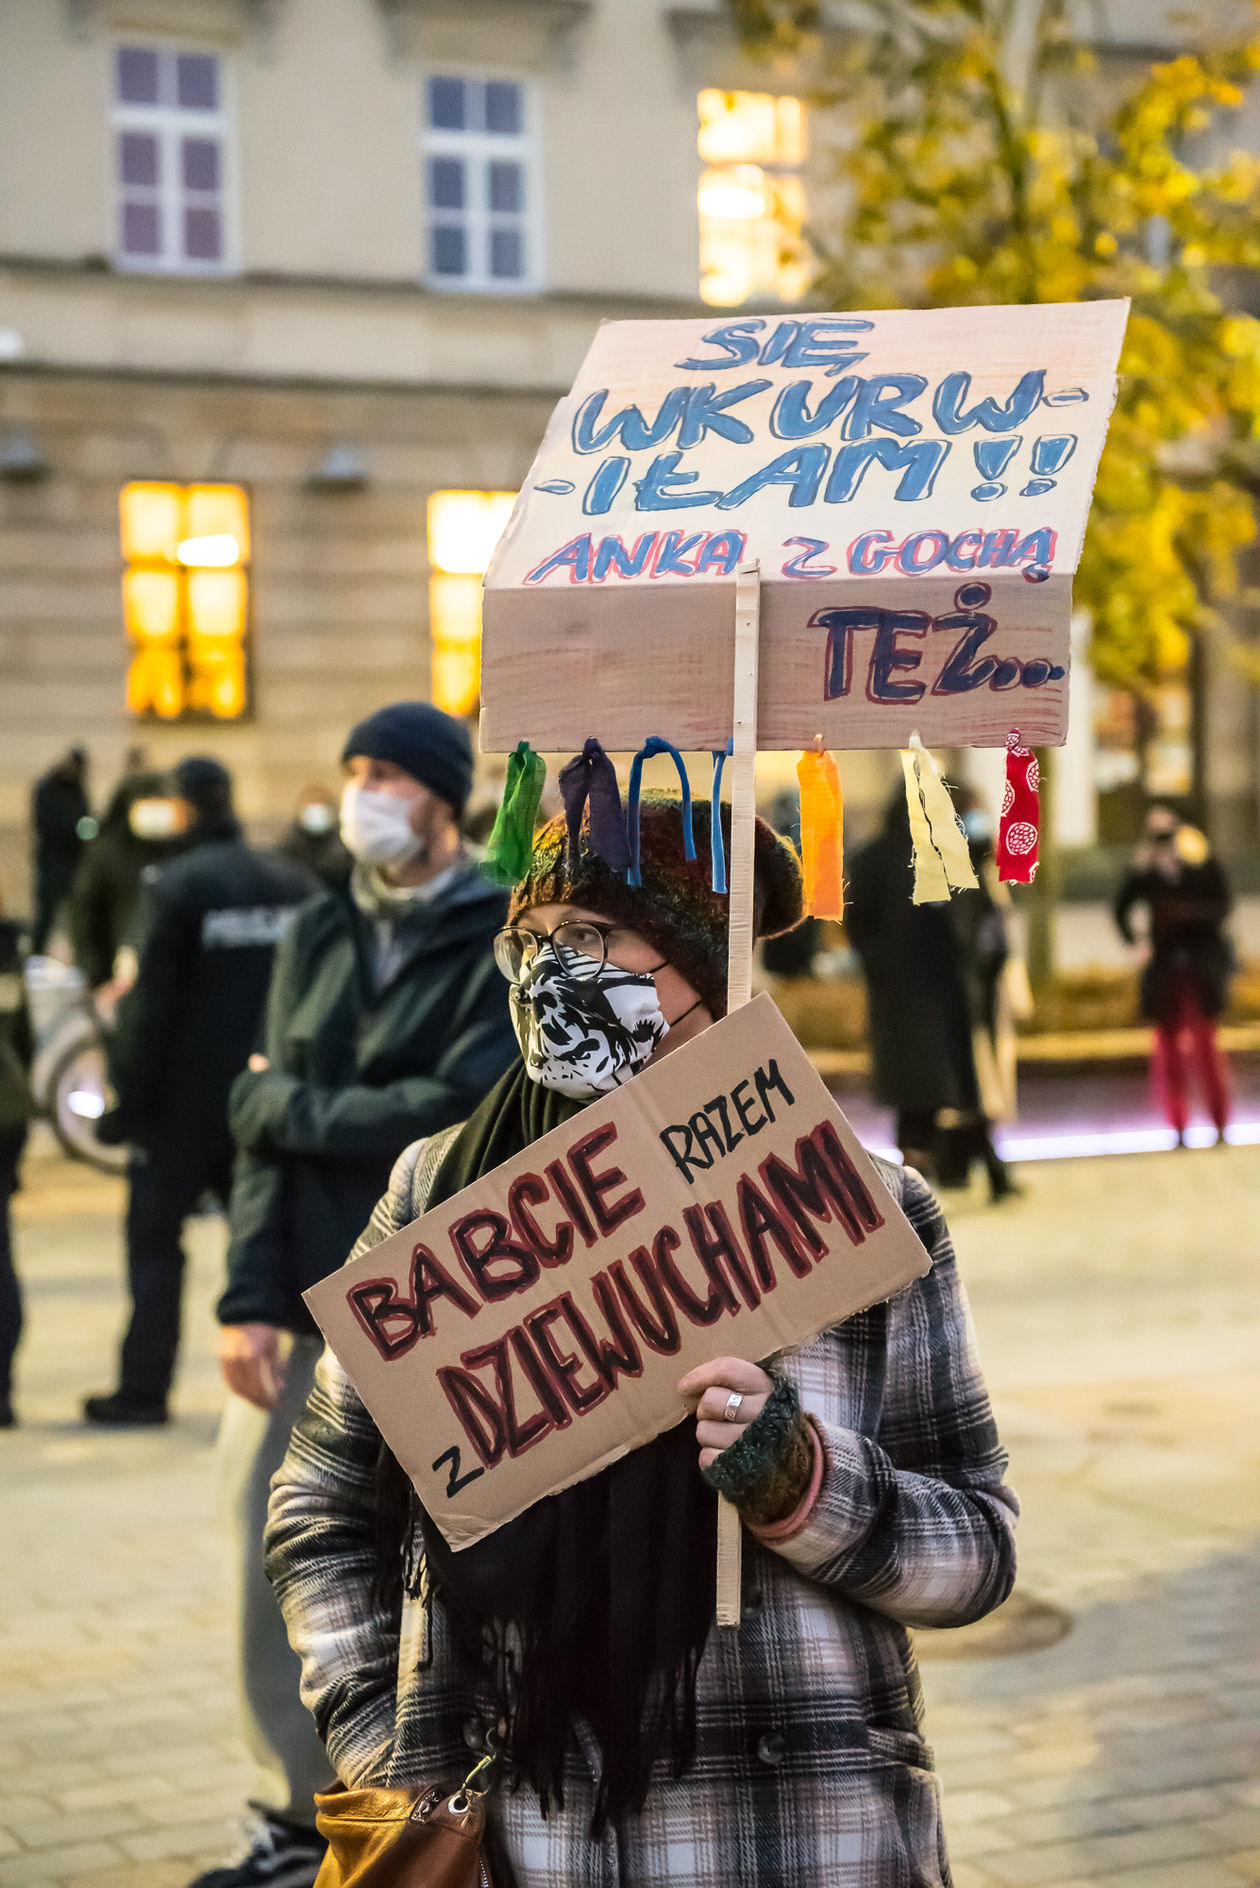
[716,558,761,1629]
[725,560,761,1010]
[715,1494,743,1630]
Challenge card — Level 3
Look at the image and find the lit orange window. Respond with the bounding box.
[119,481,250,719]
[427,490,516,718]
[697,89,808,307]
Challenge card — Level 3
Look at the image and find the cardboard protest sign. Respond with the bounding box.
[481,299,1128,754]
[305,994,928,1550]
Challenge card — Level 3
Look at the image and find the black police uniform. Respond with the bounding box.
[93,814,315,1415]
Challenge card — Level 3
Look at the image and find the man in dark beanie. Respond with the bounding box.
[84,758,315,1425]
[199,702,517,1888]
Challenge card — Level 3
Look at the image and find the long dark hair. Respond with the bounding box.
[366,1063,717,1833]
[369,1421,715,1833]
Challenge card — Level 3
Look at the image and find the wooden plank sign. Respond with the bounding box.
[481,299,1128,753]
[304,995,929,1550]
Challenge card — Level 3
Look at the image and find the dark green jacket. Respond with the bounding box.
[219,862,515,1334]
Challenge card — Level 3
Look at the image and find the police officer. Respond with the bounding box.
[84,758,316,1425]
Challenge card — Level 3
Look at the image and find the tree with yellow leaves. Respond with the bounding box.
[732,0,1260,974]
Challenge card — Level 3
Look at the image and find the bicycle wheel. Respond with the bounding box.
[46,1031,128,1176]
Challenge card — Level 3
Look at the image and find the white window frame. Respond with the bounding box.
[420,72,542,295]
[109,41,238,276]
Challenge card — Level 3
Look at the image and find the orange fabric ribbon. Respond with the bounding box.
[796,749,844,920]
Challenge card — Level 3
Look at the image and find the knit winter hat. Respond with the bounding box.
[342,701,475,815]
[171,755,233,819]
[507,791,804,1019]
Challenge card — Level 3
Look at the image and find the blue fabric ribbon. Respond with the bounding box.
[709,740,733,895]
[626,736,696,886]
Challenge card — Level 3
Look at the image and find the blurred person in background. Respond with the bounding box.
[761,786,824,980]
[846,788,979,1179]
[761,916,824,981]
[201,702,517,1888]
[0,885,33,1428]
[83,758,316,1427]
[935,787,1025,1202]
[276,785,352,892]
[70,769,182,999]
[460,794,503,849]
[1115,805,1234,1146]
[30,746,94,954]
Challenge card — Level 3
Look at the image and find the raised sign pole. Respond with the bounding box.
[716,556,762,1627]
[725,560,761,1012]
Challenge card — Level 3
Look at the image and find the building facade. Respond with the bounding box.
[0,0,1256,893]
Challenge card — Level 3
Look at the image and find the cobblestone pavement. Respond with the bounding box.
[1,1134,1257,1888]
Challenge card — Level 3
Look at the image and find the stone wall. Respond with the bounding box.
[0,364,558,903]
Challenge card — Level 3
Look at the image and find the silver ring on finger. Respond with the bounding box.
[722,1390,744,1424]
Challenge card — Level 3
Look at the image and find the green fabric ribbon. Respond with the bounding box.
[483,740,546,886]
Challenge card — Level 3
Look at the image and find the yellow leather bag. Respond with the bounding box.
[313,1757,500,1888]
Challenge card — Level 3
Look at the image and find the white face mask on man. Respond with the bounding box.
[339,782,424,869]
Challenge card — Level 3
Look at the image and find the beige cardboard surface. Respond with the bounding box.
[481,300,1128,752]
[305,996,929,1550]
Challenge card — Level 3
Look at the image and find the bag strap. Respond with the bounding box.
[451,1752,496,1812]
[410,1121,462,1218]
[392,1122,476,1744]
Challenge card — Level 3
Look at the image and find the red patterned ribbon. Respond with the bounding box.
[997,732,1040,883]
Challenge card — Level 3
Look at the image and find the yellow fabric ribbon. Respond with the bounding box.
[796,748,844,920]
[900,737,978,905]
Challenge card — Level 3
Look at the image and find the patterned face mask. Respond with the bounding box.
[509,943,671,1098]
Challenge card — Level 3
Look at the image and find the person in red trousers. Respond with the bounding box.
[1115,806,1235,1145]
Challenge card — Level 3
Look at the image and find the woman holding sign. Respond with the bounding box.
[266,795,1017,1888]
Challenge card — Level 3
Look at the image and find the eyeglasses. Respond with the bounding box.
[494,919,624,983]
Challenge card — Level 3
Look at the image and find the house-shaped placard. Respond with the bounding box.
[481,299,1128,754]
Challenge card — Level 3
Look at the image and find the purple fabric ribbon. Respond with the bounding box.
[558,738,631,872]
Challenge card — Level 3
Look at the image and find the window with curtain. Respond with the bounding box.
[112,44,232,272]
[422,76,538,292]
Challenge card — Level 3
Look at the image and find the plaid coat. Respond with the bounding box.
[265,1135,1018,1888]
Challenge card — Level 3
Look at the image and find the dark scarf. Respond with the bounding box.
[403,1062,717,1831]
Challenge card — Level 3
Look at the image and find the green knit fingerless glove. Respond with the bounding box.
[700,1377,815,1528]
